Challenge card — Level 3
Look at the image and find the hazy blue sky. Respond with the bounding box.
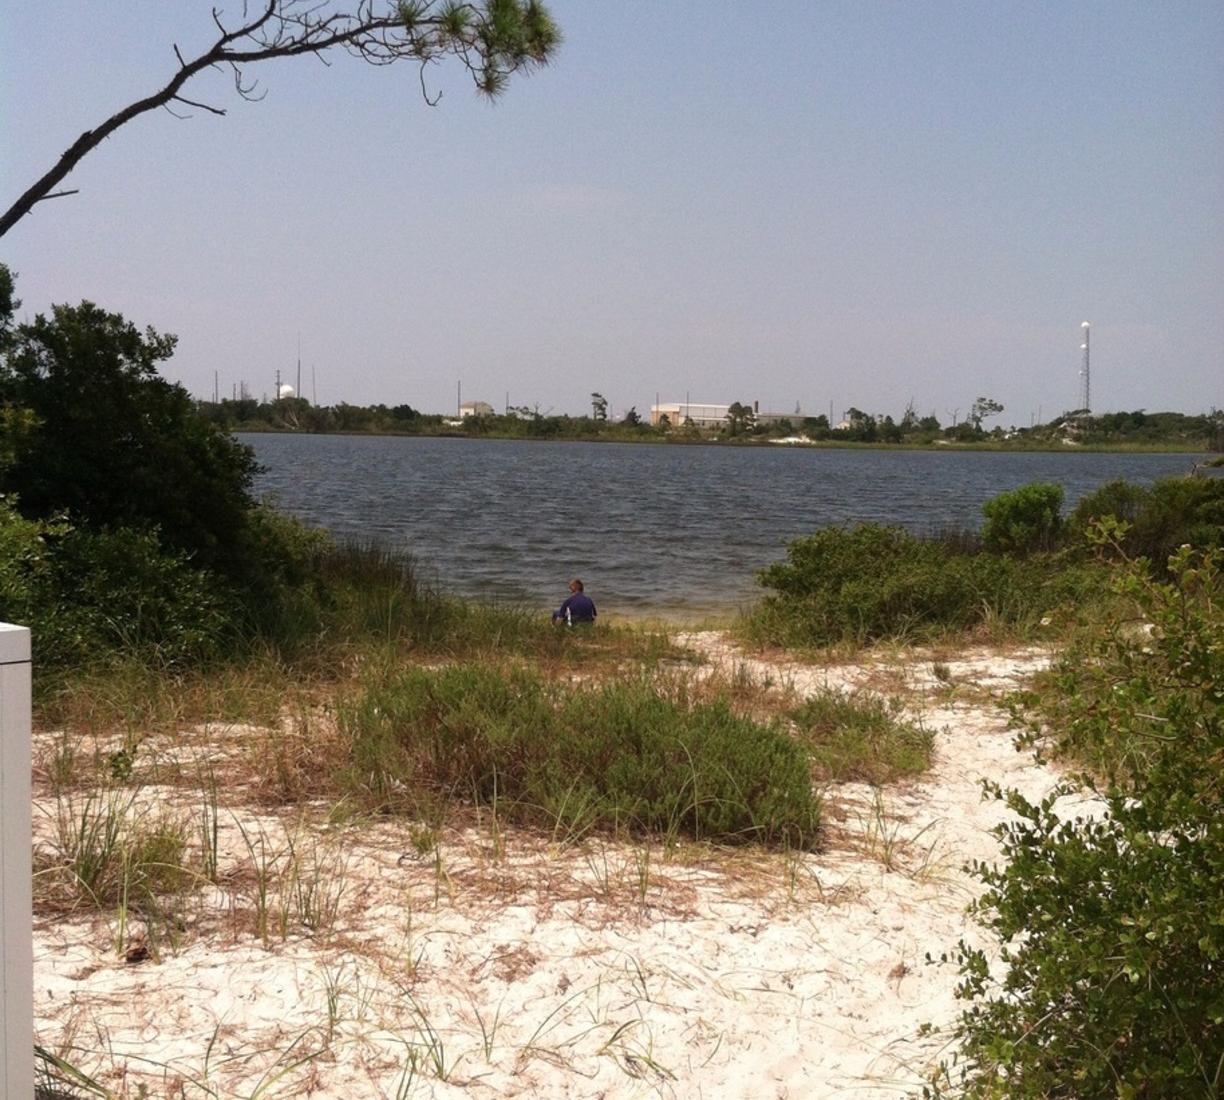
[3,2,1221,423]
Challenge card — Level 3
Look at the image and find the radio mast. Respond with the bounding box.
[1079,321,1091,412]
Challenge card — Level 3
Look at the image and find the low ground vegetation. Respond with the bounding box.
[741,473,1224,649]
[741,522,1108,648]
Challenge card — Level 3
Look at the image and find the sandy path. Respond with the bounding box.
[32,637,1068,1099]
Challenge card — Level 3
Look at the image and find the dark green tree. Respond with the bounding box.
[840,408,877,442]
[0,296,260,579]
[725,401,756,436]
[0,264,17,349]
[970,396,1004,431]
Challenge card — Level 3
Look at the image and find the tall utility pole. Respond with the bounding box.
[275,369,282,400]
[296,333,302,399]
[1079,321,1091,412]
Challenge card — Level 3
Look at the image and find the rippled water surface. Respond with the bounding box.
[244,435,1201,616]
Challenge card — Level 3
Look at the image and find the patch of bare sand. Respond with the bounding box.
[33,637,1076,1099]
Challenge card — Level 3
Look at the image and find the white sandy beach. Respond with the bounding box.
[31,637,1074,1099]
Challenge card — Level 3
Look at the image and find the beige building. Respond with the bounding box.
[458,401,495,418]
[650,402,729,428]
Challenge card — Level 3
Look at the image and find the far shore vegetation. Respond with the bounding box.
[207,394,1223,453]
[3,267,1222,1098]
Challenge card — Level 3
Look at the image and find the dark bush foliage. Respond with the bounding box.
[0,278,365,658]
[0,501,228,667]
[1071,475,1224,569]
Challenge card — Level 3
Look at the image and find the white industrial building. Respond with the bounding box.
[649,401,806,429]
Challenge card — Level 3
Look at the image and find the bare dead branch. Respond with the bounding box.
[230,62,267,101]
[31,190,80,205]
[419,61,441,107]
[172,95,228,117]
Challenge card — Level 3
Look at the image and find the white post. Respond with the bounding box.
[0,623,32,1099]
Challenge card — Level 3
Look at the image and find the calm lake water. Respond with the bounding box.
[243,434,1202,617]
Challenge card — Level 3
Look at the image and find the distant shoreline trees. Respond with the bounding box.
[198,392,1223,451]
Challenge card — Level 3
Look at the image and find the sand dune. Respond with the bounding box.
[32,637,1072,1099]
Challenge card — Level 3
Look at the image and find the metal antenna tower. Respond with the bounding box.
[1079,321,1091,412]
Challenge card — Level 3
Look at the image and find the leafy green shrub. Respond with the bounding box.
[0,280,364,657]
[342,665,821,848]
[980,482,1064,555]
[745,524,1100,647]
[787,690,932,783]
[1071,475,1224,569]
[0,495,62,619]
[938,546,1224,1099]
[0,499,228,667]
[47,526,230,665]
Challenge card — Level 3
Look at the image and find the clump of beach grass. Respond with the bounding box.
[339,664,822,850]
[787,689,934,784]
[34,786,197,958]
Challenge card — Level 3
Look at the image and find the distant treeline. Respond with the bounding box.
[200,397,1224,450]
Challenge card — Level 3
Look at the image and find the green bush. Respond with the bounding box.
[980,482,1063,555]
[746,524,1099,647]
[1071,475,1224,569]
[341,665,821,848]
[0,499,228,667]
[45,526,230,666]
[938,546,1224,1099]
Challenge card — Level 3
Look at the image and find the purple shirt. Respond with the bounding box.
[553,592,597,624]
